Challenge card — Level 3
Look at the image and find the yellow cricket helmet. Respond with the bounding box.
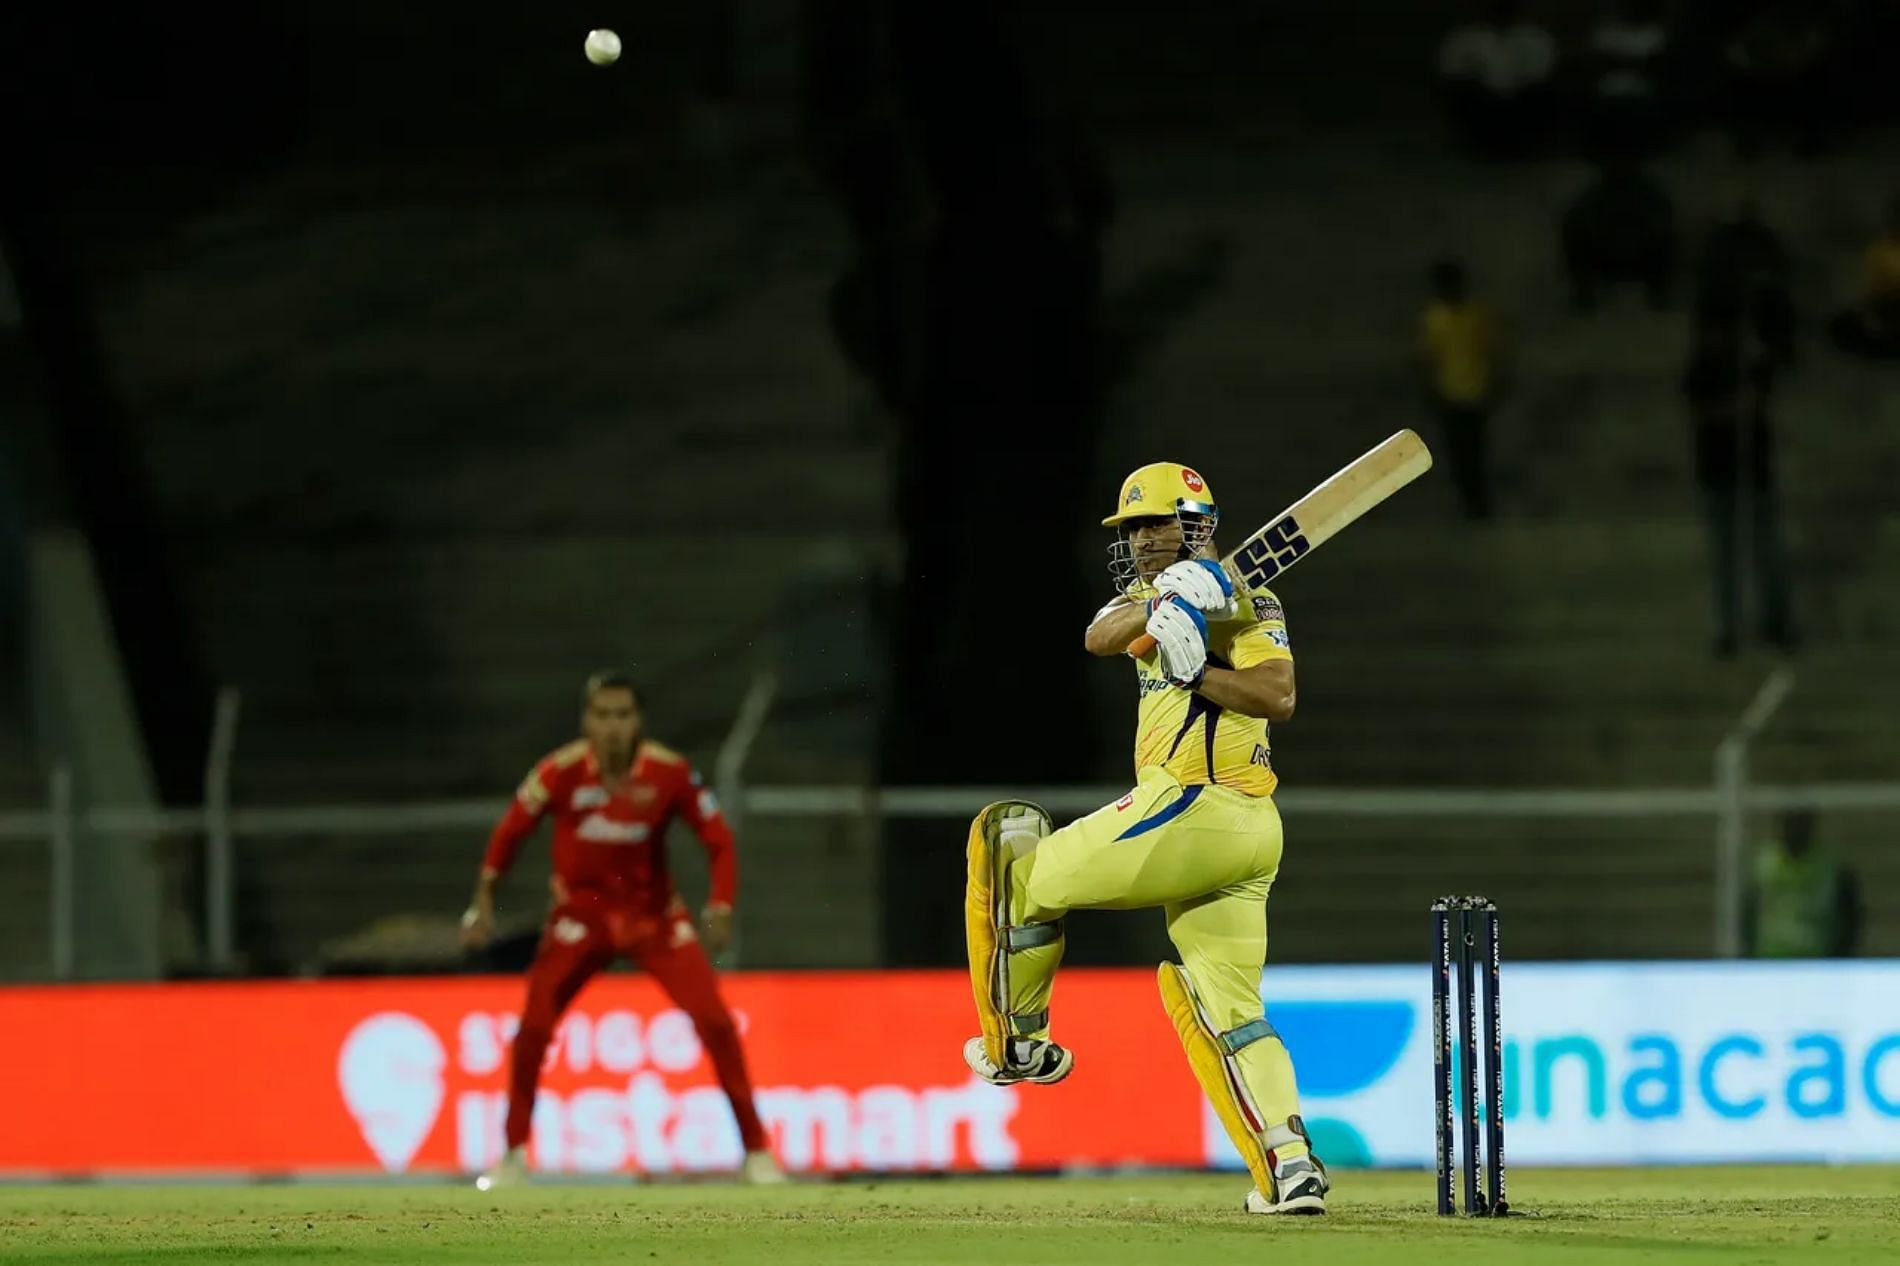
[1102,462,1219,527]
[1103,462,1221,594]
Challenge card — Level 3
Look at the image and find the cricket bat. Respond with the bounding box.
[1126,429,1433,656]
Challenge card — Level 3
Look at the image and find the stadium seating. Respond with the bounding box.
[27,85,1898,970]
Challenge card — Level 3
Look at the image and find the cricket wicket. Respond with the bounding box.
[1431,897,1508,1217]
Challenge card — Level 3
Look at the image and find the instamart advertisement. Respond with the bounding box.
[2,963,1895,1176]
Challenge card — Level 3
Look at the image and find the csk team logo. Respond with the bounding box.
[1125,486,1145,507]
[1181,468,1205,493]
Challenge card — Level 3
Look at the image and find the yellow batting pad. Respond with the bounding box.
[1158,962,1274,1198]
[965,806,1008,1069]
[966,801,1061,1069]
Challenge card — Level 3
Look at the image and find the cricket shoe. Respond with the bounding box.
[742,1150,789,1185]
[474,1146,529,1191]
[1242,1156,1329,1216]
[962,1036,1074,1086]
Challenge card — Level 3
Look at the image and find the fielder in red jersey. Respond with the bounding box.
[459,671,781,1187]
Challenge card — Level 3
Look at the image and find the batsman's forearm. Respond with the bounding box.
[1195,665,1295,721]
[1085,601,1149,656]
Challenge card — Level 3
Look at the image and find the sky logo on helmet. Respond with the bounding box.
[1181,468,1205,493]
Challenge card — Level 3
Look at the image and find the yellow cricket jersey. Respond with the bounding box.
[1420,301,1500,405]
[1866,238,1900,300]
[1131,588,1292,797]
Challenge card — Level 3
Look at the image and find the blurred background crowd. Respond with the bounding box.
[1,0,1895,984]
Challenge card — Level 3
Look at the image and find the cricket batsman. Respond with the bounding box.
[963,463,1327,1215]
[460,671,782,1188]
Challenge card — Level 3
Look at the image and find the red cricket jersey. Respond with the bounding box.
[482,738,736,914]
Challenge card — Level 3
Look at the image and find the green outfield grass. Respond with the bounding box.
[3,1167,1898,1265]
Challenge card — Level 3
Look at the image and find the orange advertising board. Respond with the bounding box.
[0,970,1200,1175]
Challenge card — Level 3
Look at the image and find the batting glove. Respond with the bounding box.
[1145,596,1209,687]
[1155,559,1238,621]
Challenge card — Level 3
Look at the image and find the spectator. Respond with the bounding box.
[1743,810,1861,958]
[1584,0,1675,158]
[1417,258,1504,521]
[1682,304,1796,657]
[1562,158,1677,311]
[1695,194,1794,356]
[1828,195,1900,360]
[1436,0,1560,156]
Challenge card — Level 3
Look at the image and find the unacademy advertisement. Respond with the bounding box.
[1208,961,1900,1168]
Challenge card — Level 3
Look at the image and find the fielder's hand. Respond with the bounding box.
[1145,596,1209,687]
[460,892,496,951]
[1155,560,1238,621]
[701,902,734,955]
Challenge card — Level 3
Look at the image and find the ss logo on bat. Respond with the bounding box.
[1234,515,1310,588]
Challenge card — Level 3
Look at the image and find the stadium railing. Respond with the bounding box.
[1,663,1892,978]
[3,773,1899,980]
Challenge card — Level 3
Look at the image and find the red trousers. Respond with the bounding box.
[505,898,767,1155]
